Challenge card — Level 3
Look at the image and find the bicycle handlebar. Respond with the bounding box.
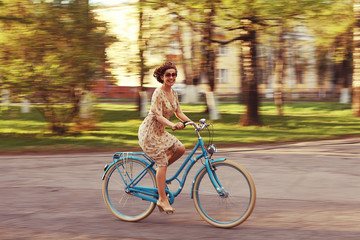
[185,119,210,132]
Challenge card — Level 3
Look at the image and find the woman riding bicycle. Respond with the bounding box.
[138,62,193,213]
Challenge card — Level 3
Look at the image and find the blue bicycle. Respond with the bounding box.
[102,119,256,228]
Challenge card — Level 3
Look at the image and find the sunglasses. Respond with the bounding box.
[164,72,177,78]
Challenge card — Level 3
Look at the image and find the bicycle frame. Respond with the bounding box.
[102,127,227,205]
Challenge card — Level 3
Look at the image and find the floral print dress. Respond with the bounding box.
[138,87,183,166]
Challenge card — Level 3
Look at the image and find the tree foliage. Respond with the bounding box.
[105,0,176,85]
[0,0,115,134]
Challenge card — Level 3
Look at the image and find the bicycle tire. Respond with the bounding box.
[102,157,156,222]
[192,160,256,228]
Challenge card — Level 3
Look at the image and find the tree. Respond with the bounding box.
[200,0,217,93]
[159,0,225,117]
[137,0,148,114]
[306,0,353,104]
[101,0,176,113]
[240,29,261,125]
[215,0,263,126]
[163,0,264,123]
[217,0,340,122]
[0,0,114,134]
[109,0,220,112]
[353,0,360,116]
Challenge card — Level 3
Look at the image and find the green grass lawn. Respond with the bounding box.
[0,102,359,153]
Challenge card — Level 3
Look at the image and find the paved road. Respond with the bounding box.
[0,138,359,240]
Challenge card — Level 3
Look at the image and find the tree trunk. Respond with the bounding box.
[241,30,261,126]
[137,0,146,113]
[239,43,246,104]
[204,1,216,92]
[69,87,82,121]
[203,1,217,114]
[274,26,286,116]
[353,0,360,116]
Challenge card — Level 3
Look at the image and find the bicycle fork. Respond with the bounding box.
[191,158,228,199]
[205,159,229,198]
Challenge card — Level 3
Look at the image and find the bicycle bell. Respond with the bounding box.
[207,144,217,155]
[199,118,207,126]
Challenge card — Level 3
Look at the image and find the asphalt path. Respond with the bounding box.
[0,138,359,239]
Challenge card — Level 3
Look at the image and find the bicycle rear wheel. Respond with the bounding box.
[102,157,156,222]
[192,160,256,228]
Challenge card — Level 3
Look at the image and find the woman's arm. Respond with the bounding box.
[175,108,192,123]
[173,107,192,130]
[155,115,177,129]
[173,90,192,123]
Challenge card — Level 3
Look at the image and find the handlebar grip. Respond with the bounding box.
[185,122,199,130]
[185,122,194,126]
[185,120,209,131]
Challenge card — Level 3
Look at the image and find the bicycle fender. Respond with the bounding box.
[190,158,226,199]
[101,156,152,180]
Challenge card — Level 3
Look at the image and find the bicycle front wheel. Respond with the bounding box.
[192,160,256,228]
[102,157,156,222]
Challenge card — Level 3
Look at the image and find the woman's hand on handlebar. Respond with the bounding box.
[172,122,184,131]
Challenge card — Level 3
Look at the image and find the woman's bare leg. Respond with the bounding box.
[156,165,175,212]
[156,145,185,212]
[167,145,185,166]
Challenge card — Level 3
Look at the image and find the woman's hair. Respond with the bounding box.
[153,62,177,83]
